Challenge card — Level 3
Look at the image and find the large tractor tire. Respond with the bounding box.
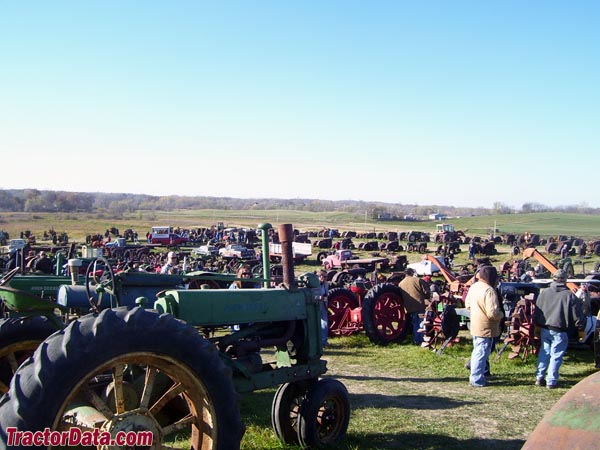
[327,288,359,336]
[362,284,408,345]
[297,378,350,448]
[0,307,244,450]
[0,316,58,395]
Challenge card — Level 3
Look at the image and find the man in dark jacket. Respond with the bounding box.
[534,269,584,389]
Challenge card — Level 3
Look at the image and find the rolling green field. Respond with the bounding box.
[2,210,600,242]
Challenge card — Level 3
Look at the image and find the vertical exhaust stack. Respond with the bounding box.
[278,223,296,291]
[258,223,273,288]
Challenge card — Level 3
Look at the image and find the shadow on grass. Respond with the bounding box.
[239,388,477,431]
[335,373,466,383]
[348,392,476,410]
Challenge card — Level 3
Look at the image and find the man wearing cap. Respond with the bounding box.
[533,269,584,389]
[160,251,180,274]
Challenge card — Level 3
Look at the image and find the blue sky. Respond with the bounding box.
[1,1,598,208]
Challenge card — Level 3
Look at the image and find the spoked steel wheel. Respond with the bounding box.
[0,316,57,395]
[0,307,243,450]
[327,288,359,337]
[362,284,408,345]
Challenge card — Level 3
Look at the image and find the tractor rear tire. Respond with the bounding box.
[0,307,244,450]
[362,283,408,345]
[0,316,58,395]
[297,378,350,448]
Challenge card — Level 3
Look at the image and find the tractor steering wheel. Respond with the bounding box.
[85,257,117,310]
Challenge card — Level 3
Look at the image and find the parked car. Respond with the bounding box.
[219,244,256,259]
[193,245,219,257]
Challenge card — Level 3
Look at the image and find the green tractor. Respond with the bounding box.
[0,224,350,449]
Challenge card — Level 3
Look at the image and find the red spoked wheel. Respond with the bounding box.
[326,288,360,336]
[503,298,540,360]
[362,284,408,345]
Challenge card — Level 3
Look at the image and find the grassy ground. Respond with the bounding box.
[237,333,596,450]
[2,210,600,243]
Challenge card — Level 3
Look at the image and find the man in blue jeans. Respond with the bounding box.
[465,265,503,387]
[534,269,584,389]
[399,268,431,345]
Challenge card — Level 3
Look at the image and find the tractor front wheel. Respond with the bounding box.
[271,380,313,445]
[297,378,350,448]
[0,307,243,450]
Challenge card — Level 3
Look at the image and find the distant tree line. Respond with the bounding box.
[0,189,597,217]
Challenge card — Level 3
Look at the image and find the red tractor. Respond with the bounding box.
[326,277,409,345]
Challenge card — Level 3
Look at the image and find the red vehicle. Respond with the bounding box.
[148,226,189,246]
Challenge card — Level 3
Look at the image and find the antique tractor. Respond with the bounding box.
[0,224,350,449]
[326,277,408,345]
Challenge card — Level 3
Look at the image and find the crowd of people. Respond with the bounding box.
[389,263,588,389]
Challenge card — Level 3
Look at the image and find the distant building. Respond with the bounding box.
[429,213,446,220]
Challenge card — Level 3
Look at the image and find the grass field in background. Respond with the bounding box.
[2,210,600,242]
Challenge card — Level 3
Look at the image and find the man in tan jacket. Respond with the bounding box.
[465,265,503,387]
[399,268,431,345]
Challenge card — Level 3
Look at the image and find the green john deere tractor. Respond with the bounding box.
[0,224,350,449]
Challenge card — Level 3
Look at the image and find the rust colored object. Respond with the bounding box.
[522,370,600,450]
[278,223,296,290]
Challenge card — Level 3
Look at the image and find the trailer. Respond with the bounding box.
[269,241,312,262]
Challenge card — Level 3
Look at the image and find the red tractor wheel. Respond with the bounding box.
[503,298,540,360]
[362,284,408,345]
[327,288,359,336]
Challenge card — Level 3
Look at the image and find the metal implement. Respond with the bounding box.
[523,370,600,450]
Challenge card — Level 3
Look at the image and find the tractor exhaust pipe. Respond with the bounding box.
[258,223,273,288]
[278,223,296,290]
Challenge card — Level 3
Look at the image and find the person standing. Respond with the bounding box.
[399,268,431,345]
[468,240,476,260]
[318,270,330,347]
[33,251,53,274]
[465,265,503,387]
[534,269,584,389]
[160,251,180,274]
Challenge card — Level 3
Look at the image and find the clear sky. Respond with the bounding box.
[1,1,598,209]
